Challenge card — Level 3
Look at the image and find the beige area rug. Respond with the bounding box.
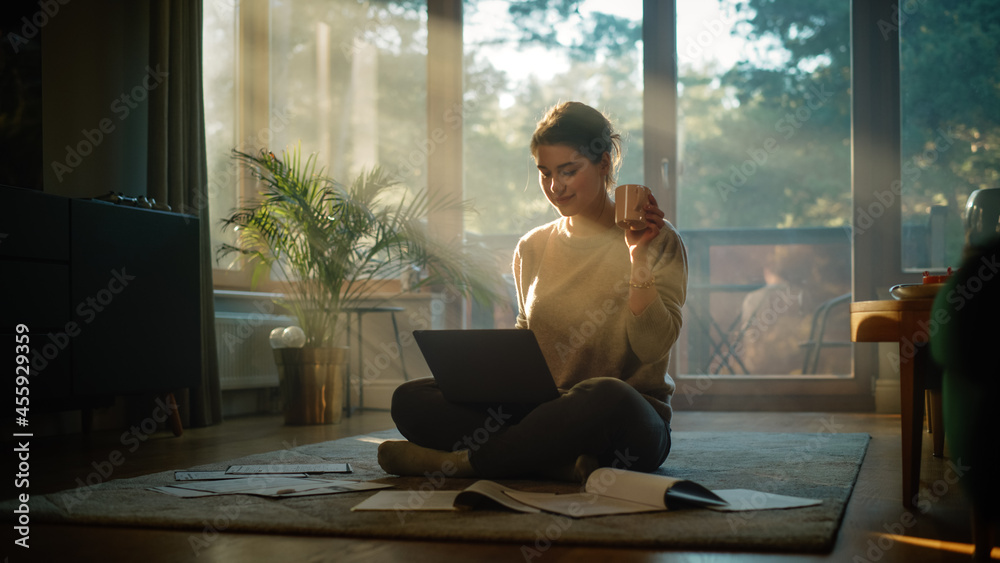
[7,428,869,553]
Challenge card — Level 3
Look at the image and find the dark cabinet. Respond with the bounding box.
[1,186,201,409]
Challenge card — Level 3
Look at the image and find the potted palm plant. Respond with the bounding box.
[219,147,500,424]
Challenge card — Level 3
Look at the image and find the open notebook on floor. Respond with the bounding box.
[412,329,560,405]
[352,468,822,518]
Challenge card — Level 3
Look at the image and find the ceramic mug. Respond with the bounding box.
[615,184,651,230]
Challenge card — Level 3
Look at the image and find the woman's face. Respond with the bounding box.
[534,144,610,219]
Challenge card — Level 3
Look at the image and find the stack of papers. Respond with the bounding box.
[151,463,390,498]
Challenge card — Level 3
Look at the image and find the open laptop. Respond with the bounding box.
[411,329,560,405]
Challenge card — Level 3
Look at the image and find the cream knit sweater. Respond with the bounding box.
[512,217,688,424]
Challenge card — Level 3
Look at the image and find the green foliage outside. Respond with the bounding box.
[679,0,852,232]
[206,0,999,268]
[898,0,1000,267]
[218,146,502,346]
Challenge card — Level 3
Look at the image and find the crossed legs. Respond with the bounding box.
[380,377,670,481]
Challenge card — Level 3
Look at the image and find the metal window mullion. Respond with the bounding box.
[427,0,464,329]
[643,0,678,225]
[851,0,902,404]
[236,0,271,204]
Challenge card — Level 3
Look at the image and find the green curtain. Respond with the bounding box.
[146,0,222,427]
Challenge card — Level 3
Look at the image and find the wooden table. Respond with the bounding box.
[851,299,944,509]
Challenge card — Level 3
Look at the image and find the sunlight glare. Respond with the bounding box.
[881,534,1000,559]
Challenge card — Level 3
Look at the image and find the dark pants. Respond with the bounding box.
[390,376,671,479]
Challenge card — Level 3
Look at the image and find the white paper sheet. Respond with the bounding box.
[226,463,352,475]
[503,490,662,517]
[151,478,391,498]
[173,471,306,481]
[148,486,218,498]
[351,490,463,512]
[707,489,822,511]
[166,476,325,494]
[274,480,391,498]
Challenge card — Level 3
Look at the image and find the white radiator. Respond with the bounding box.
[215,312,296,390]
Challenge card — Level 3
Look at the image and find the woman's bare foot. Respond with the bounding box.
[540,454,601,483]
[573,454,601,483]
[377,440,477,477]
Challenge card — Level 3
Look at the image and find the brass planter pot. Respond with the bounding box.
[273,347,348,425]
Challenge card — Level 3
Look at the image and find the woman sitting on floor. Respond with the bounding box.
[378,101,688,482]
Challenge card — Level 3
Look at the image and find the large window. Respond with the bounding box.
[462,0,644,238]
[675,1,852,379]
[204,1,995,409]
[204,0,427,276]
[269,1,427,187]
[899,1,1000,271]
[203,0,238,261]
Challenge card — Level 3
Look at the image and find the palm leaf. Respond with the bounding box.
[218,145,505,347]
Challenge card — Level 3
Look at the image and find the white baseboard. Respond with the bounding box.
[356,379,407,411]
[874,378,901,414]
[875,342,901,414]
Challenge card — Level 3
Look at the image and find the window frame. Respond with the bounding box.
[212,0,912,410]
[655,0,895,410]
[211,0,278,291]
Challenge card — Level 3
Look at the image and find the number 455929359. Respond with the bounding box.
[15,324,30,423]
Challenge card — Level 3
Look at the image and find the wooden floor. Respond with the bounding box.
[10,410,998,562]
